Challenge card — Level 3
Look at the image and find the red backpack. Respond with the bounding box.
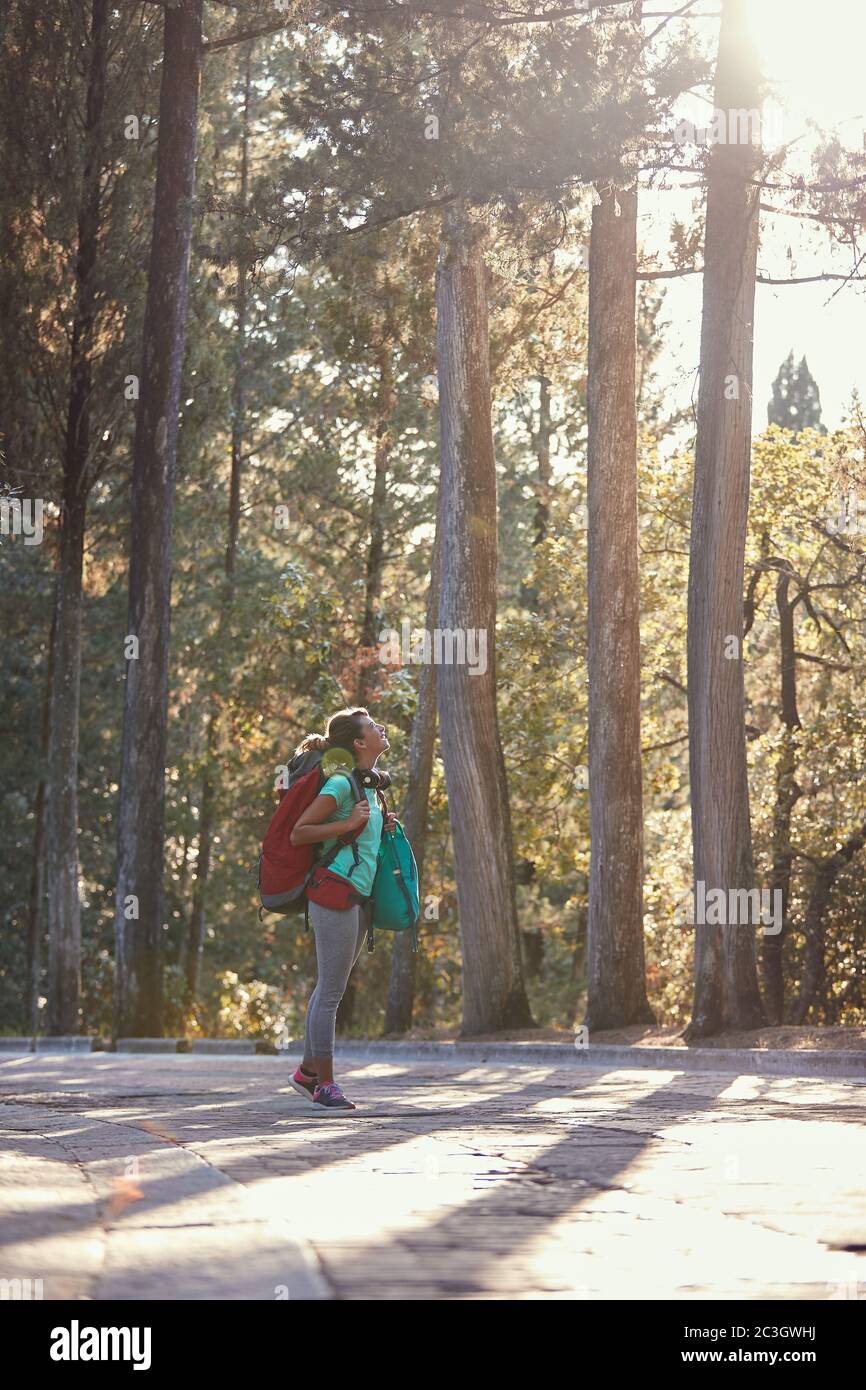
[256,746,368,920]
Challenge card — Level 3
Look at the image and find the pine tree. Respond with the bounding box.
[686,0,765,1038]
[436,202,535,1033]
[46,0,110,1036]
[586,182,655,1031]
[114,0,204,1039]
[768,350,826,433]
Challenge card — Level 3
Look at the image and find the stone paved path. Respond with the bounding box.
[2,1052,865,1300]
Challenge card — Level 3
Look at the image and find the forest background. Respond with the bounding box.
[2,0,866,1045]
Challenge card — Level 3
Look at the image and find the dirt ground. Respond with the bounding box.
[389,1023,866,1051]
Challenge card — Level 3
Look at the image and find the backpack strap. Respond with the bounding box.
[345,844,360,876]
[346,769,366,805]
[343,770,370,878]
[381,824,416,919]
[304,770,366,891]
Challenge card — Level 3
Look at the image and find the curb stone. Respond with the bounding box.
[35,1036,100,1054]
[0,1037,109,1053]
[326,1038,866,1080]
[112,1038,277,1055]
[9,1036,864,1079]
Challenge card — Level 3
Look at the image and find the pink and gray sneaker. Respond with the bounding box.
[312,1081,357,1110]
[290,1066,319,1103]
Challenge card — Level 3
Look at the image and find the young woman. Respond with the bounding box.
[288,706,397,1112]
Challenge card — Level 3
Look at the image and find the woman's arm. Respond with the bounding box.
[290,793,370,847]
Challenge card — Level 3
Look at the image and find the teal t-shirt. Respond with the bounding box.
[317,774,384,897]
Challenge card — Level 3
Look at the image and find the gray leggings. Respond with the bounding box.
[303,897,373,1060]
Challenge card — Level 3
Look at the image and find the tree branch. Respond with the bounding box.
[204,0,646,49]
[793,651,852,672]
[637,265,862,285]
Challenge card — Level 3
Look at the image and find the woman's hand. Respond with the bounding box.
[345,799,371,833]
[383,811,398,833]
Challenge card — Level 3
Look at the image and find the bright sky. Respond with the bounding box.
[644,0,866,432]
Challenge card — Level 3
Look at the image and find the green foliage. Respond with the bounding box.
[215,971,288,1043]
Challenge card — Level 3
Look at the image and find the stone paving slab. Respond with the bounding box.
[1,1053,865,1301]
[0,1083,328,1301]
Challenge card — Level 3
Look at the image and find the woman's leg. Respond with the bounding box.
[300,931,366,1078]
[349,898,373,971]
[305,899,368,1086]
[300,980,320,1077]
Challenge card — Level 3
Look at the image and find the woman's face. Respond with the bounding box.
[357,715,389,760]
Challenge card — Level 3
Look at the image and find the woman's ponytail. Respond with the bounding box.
[294,732,330,755]
[293,707,369,759]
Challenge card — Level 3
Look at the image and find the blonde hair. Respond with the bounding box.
[294,707,370,757]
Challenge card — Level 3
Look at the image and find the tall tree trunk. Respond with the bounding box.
[114,0,203,1039]
[520,373,553,614]
[338,332,396,1028]
[27,785,48,1035]
[384,519,441,1033]
[0,210,29,482]
[185,43,253,1003]
[585,184,654,1031]
[225,63,250,594]
[27,602,58,1037]
[46,488,87,1033]
[46,0,109,1035]
[435,203,533,1035]
[186,722,217,998]
[685,0,765,1038]
[357,340,396,705]
[763,569,801,1023]
[570,877,588,1018]
[532,374,553,548]
[519,373,554,962]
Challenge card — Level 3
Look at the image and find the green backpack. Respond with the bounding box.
[365,821,420,953]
